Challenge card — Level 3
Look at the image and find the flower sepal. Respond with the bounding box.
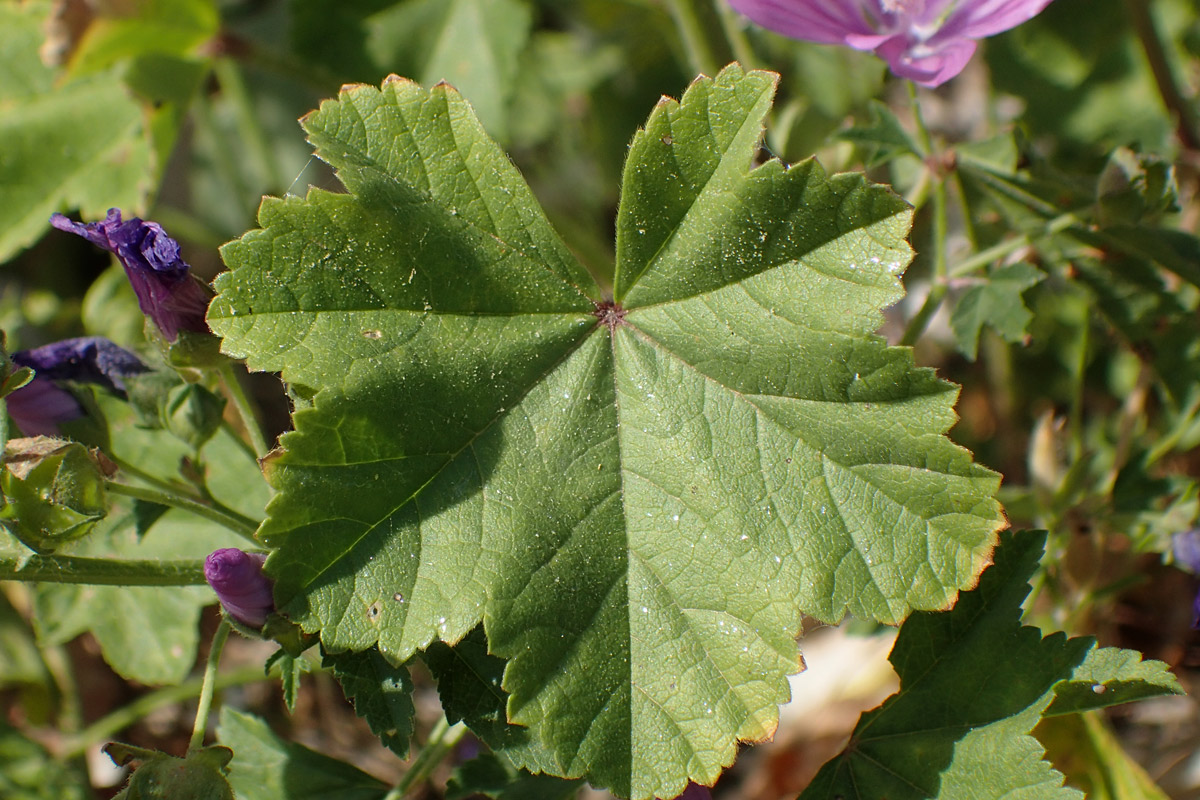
[106,742,234,800]
[156,311,227,371]
[0,438,116,553]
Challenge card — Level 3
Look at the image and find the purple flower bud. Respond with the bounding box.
[7,337,147,437]
[1172,528,1200,629]
[204,548,274,628]
[50,209,212,341]
[674,783,713,800]
[729,0,1055,87]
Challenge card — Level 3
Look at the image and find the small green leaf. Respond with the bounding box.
[218,708,389,800]
[839,100,924,166]
[108,744,234,800]
[212,65,1003,798]
[324,647,415,758]
[950,262,1045,360]
[799,531,1090,800]
[1045,647,1182,716]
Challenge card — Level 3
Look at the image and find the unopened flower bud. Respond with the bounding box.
[204,548,274,628]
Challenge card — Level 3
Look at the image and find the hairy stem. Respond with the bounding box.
[105,481,260,543]
[0,554,207,585]
[220,363,271,459]
[189,619,232,751]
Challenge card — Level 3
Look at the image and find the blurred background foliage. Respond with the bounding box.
[2,0,1200,797]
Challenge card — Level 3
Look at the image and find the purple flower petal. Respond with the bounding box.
[204,548,274,628]
[50,209,211,341]
[5,377,85,437]
[730,0,1056,87]
[6,337,147,437]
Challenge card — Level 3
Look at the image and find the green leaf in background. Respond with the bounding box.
[218,708,389,800]
[210,64,1003,798]
[291,0,532,141]
[949,262,1045,360]
[323,647,416,758]
[1037,713,1172,800]
[447,750,585,800]
[52,0,218,79]
[798,531,1181,800]
[0,723,91,800]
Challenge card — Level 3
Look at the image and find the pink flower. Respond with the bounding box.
[729,0,1055,87]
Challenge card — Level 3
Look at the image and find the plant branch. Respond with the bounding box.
[0,555,207,585]
[105,482,260,543]
[386,717,467,799]
[60,664,267,759]
[664,0,720,77]
[189,619,232,751]
[1122,0,1200,150]
[220,363,271,459]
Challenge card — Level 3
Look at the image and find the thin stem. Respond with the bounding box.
[110,455,197,497]
[664,0,720,77]
[215,57,285,193]
[899,283,947,347]
[387,718,467,799]
[191,91,257,222]
[716,1,758,70]
[0,554,207,585]
[1122,0,1200,150]
[60,664,267,759]
[948,212,1079,278]
[189,619,232,751]
[899,82,948,346]
[1067,310,1090,462]
[105,482,259,543]
[220,363,271,458]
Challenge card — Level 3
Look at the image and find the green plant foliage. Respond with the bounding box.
[798,531,1181,800]
[0,723,90,800]
[949,262,1045,360]
[447,750,585,800]
[324,647,416,758]
[218,708,389,800]
[211,64,1003,797]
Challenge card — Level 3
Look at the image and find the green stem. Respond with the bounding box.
[899,283,948,347]
[189,620,232,752]
[1122,0,1200,150]
[716,1,758,69]
[1067,308,1090,462]
[214,57,284,193]
[899,81,948,346]
[60,664,267,759]
[220,364,271,458]
[105,482,259,543]
[191,91,257,221]
[110,455,196,497]
[0,555,207,585]
[948,212,1079,277]
[387,718,467,800]
[664,0,720,77]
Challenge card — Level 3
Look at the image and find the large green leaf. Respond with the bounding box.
[217,708,388,800]
[798,531,1181,800]
[0,3,155,262]
[210,64,1003,798]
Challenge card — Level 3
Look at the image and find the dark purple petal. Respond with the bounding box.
[204,548,274,628]
[1193,588,1200,630]
[50,209,211,341]
[6,337,147,437]
[674,783,713,800]
[12,337,147,395]
[5,377,85,437]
